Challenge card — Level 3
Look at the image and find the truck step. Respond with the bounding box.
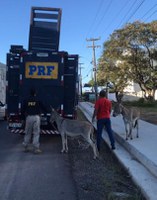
[10,129,59,135]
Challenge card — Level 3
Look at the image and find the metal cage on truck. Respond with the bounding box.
[29,7,62,52]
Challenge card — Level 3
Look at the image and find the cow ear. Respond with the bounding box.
[111,100,116,106]
[116,92,123,103]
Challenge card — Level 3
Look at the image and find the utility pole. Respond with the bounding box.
[86,37,101,100]
[79,63,84,99]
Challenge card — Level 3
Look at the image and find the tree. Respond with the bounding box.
[97,58,129,95]
[98,21,157,100]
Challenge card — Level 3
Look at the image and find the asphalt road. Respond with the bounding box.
[0,121,77,200]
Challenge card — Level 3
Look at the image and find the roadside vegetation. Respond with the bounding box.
[124,98,157,107]
[86,21,157,102]
[82,92,157,125]
[123,99,157,125]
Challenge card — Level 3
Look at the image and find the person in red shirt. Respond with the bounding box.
[92,90,115,152]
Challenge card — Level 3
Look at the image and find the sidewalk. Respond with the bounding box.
[79,101,157,200]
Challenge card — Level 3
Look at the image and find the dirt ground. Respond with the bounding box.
[68,109,147,200]
[139,109,157,125]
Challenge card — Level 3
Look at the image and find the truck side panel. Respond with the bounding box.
[64,55,78,118]
[6,53,20,115]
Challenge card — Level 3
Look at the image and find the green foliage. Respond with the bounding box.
[88,79,94,86]
[124,99,157,108]
[98,21,157,100]
[137,98,145,104]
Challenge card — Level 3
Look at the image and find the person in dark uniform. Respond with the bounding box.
[22,88,46,154]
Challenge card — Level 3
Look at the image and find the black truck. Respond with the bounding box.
[6,7,79,134]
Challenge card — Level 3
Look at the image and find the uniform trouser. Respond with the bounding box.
[23,115,41,149]
[97,118,115,151]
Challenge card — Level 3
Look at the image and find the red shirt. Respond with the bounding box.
[94,97,111,120]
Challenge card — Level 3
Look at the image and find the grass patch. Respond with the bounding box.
[124,100,157,109]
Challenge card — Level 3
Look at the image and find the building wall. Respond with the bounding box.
[124,81,157,100]
[0,62,6,104]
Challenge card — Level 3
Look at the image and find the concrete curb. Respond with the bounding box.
[78,102,157,200]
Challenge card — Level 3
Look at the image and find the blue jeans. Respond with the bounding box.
[97,118,115,151]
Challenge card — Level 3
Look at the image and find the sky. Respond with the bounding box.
[0,0,157,84]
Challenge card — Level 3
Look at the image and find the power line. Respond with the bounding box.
[82,0,105,48]
[83,0,113,48]
[82,1,156,87]
[124,0,146,23]
[141,4,157,20]
[144,10,157,22]
[82,68,93,80]
[93,0,113,33]
[100,0,132,36]
[116,0,139,28]
[85,0,104,37]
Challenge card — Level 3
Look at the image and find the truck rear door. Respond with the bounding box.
[20,52,64,113]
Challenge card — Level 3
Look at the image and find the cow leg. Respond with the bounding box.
[128,123,133,140]
[61,132,66,153]
[65,134,68,153]
[124,123,129,140]
[85,134,98,159]
[136,120,139,138]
